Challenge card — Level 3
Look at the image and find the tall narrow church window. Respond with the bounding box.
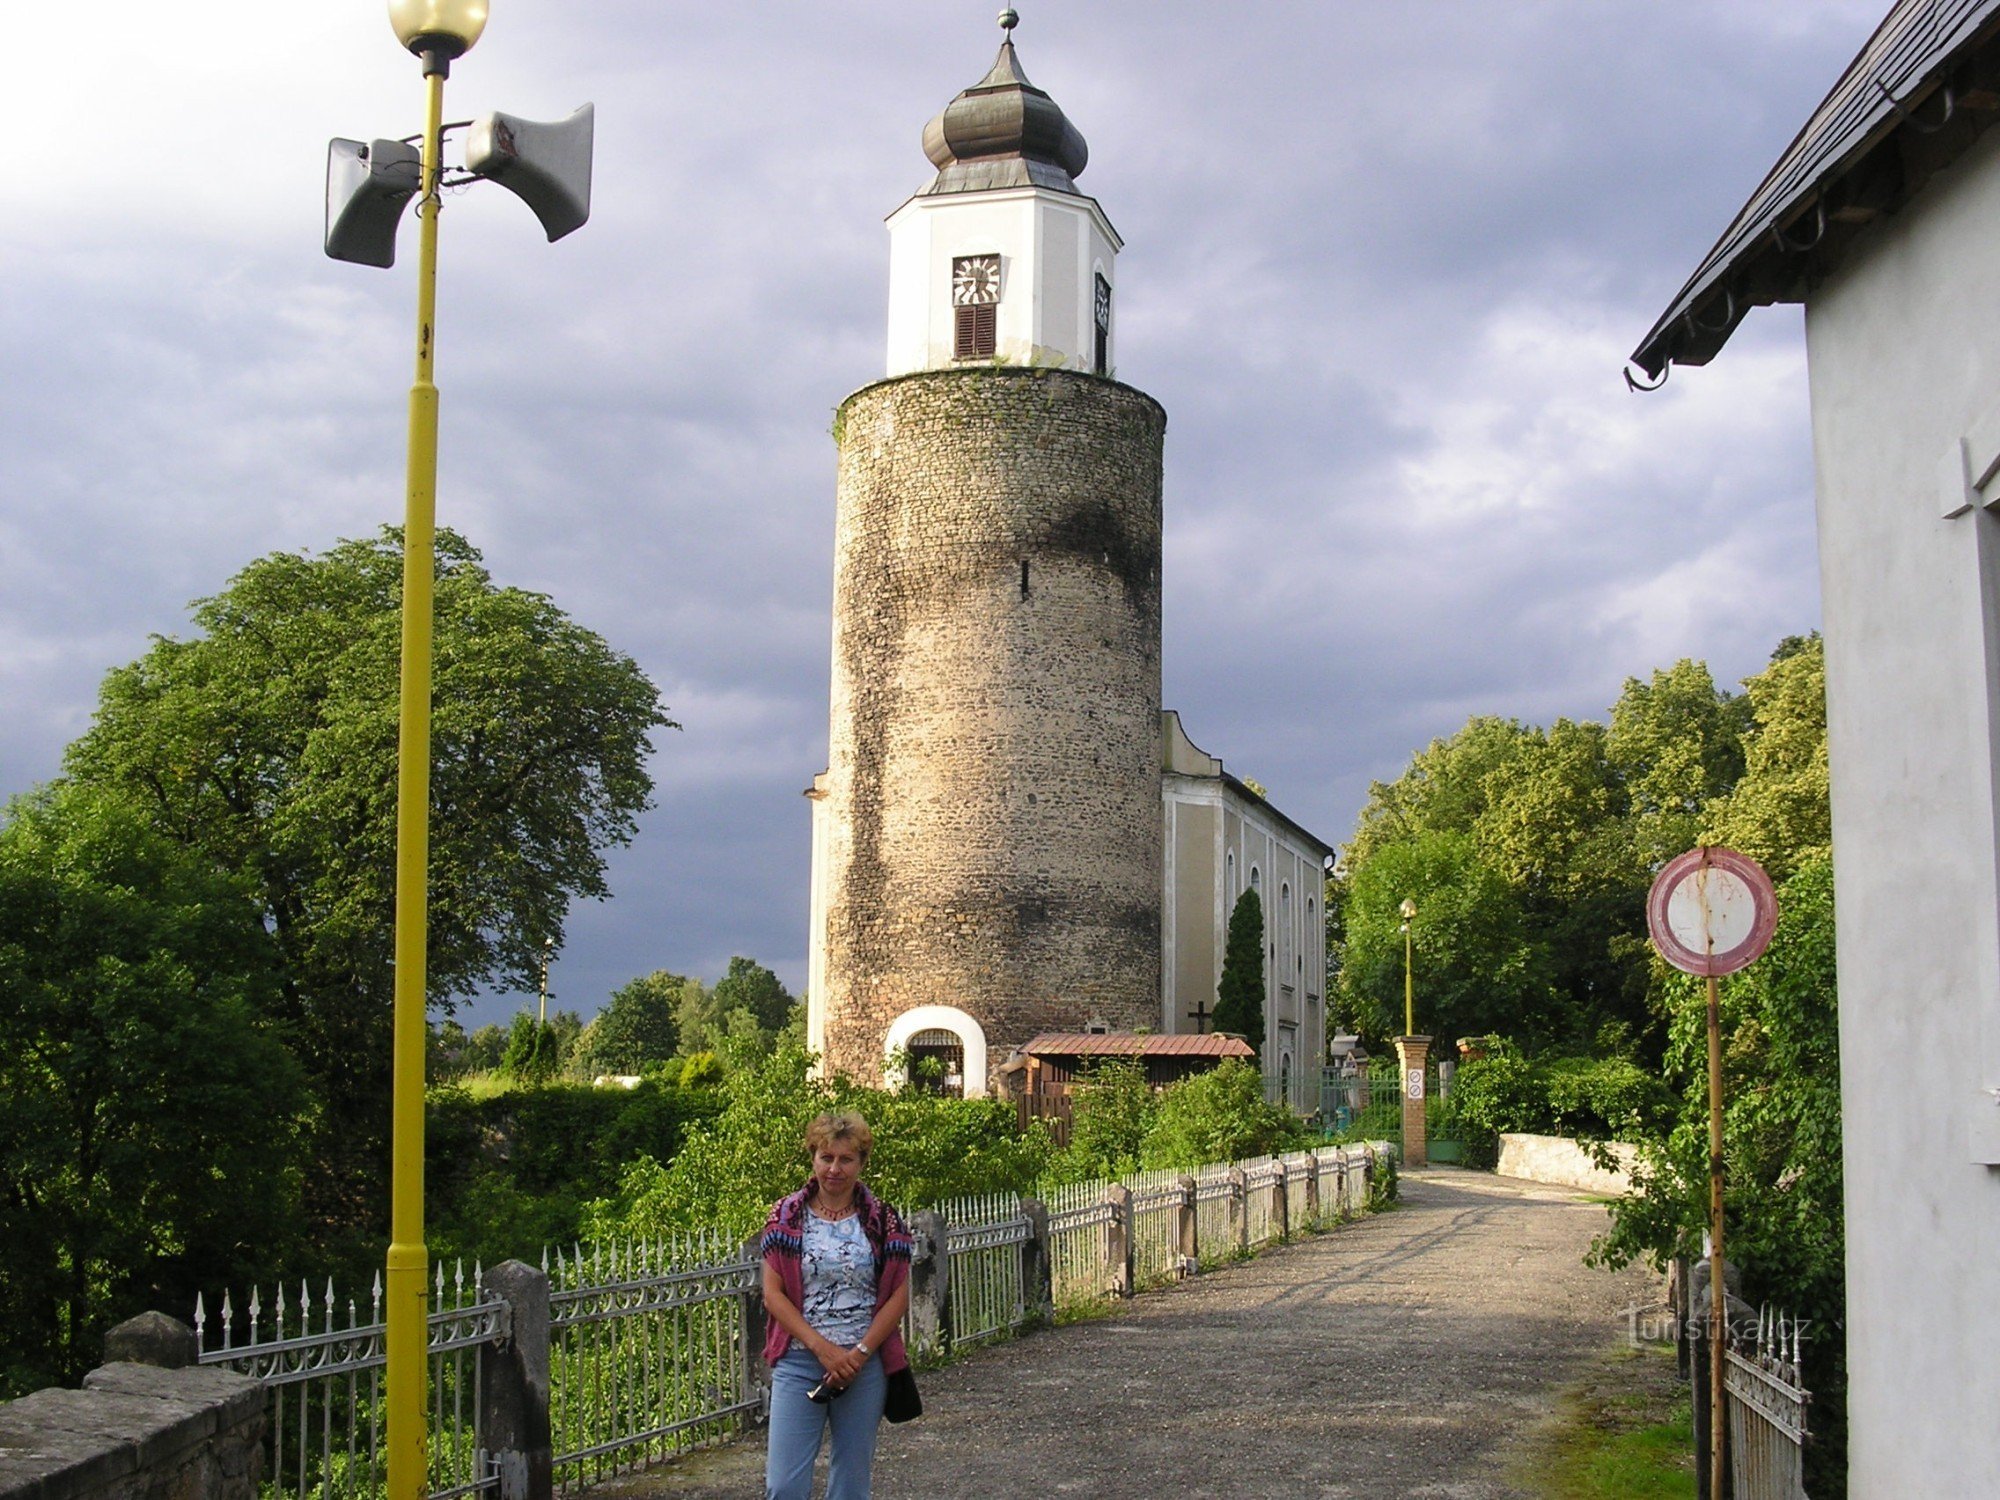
[953,254,1000,359]
[1093,273,1111,375]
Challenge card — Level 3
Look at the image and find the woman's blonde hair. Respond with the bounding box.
[805,1110,873,1163]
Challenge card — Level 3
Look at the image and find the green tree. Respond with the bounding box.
[711,956,796,1036]
[578,970,685,1074]
[1606,658,1749,869]
[1214,888,1266,1050]
[671,979,723,1055]
[502,1012,561,1085]
[1336,831,1551,1046]
[62,529,671,1241]
[1704,634,1829,879]
[0,784,307,1395]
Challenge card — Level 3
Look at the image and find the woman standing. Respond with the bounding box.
[760,1111,912,1500]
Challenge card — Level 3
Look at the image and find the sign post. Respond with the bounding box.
[1646,846,1777,1500]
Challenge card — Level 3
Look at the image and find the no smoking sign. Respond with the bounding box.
[1646,846,1778,977]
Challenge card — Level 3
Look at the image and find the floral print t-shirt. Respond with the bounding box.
[801,1210,877,1345]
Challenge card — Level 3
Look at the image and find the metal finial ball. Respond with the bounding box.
[998,8,1019,33]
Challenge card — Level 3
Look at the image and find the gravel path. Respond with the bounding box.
[605,1168,1657,1499]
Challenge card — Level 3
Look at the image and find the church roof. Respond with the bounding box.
[1631,0,2000,379]
[917,12,1090,197]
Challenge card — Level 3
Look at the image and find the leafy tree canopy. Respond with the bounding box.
[577,969,685,1075]
[61,527,672,1232]
[711,956,797,1035]
[0,783,307,1395]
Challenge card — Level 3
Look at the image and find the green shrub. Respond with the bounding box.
[1139,1059,1306,1170]
[1438,1046,1673,1168]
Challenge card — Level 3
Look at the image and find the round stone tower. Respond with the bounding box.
[806,17,1166,1089]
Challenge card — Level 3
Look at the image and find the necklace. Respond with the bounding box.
[814,1195,859,1221]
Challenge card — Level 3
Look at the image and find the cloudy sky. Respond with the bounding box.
[1,2,1880,1027]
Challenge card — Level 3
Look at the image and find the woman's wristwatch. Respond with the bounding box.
[853,1341,871,1357]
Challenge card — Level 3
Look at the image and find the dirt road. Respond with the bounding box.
[611,1168,1658,1498]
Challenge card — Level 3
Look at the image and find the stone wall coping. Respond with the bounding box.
[0,1365,261,1500]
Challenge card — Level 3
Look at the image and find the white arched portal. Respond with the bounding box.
[882,1005,990,1098]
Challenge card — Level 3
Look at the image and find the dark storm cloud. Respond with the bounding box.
[1,2,1880,1023]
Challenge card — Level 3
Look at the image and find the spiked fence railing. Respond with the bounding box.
[195,1260,507,1500]
[545,1232,760,1491]
[1723,1307,1811,1500]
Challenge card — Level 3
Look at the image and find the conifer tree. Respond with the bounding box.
[1214,888,1266,1050]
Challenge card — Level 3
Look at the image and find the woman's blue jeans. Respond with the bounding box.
[765,1346,886,1500]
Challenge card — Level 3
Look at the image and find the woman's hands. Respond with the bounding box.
[811,1335,868,1388]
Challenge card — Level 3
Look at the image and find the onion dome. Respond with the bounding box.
[918,9,1088,196]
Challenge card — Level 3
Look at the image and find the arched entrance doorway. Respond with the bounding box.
[883,1005,989,1098]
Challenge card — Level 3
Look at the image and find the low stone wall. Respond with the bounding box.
[0,1359,263,1500]
[1495,1132,1637,1195]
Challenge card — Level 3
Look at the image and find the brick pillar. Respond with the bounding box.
[1395,1035,1433,1168]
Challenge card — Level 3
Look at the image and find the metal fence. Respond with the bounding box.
[1724,1309,1811,1500]
[195,1261,507,1500]
[931,1193,1030,1351]
[545,1233,760,1491]
[194,1142,1387,1500]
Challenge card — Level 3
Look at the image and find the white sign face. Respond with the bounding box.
[1646,847,1778,977]
[1665,866,1757,959]
[1405,1068,1424,1100]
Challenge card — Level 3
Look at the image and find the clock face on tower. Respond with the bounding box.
[952,254,1001,306]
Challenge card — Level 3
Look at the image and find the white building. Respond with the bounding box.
[1631,3,2000,1490]
[1161,712,1331,1107]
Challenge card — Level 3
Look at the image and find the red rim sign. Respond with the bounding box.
[1646,846,1778,977]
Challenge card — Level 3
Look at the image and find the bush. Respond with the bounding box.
[581,1039,1056,1239]
[425,1079,725,1264]
[1140,1060,1306,1170]
[1438,1046,1674,1168]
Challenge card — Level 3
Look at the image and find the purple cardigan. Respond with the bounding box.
[760,1179,912,1373]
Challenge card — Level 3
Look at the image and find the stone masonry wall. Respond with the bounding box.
[0,1364,264,1500]
[821,367,1167,1080]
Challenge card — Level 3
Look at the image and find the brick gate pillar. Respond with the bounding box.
[1394,1035,1433,1168]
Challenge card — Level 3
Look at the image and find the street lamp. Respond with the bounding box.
[327,9,593,1498]
[1398,897,1417,1036]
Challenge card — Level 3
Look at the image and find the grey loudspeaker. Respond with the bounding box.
[465,105,594,242]
[325,137,422,268]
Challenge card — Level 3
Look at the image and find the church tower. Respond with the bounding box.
[807,12,1166,1092]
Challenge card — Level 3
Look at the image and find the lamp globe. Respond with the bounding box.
[388,0,488,57]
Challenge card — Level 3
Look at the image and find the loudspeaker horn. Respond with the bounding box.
[465,104,594,242]
[325,137,422,267]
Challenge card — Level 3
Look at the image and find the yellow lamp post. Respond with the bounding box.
[1398,897,1417,1036]
[381,5,487,1498]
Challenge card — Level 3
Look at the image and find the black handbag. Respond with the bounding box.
[882,1366,922,1423]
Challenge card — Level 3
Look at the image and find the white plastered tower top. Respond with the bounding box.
[883,15,1121,376]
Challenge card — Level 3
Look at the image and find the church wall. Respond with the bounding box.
[815,365,1166,1082]
[1162,780,1222,1033]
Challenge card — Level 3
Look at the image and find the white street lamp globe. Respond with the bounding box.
[388,0,488,56]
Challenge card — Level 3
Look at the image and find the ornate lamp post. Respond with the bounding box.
[1398,897,1417,1036]
[327,8,593,1496]
[383,10,487,1494]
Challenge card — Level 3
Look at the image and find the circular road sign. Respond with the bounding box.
[1646,846,1778,977]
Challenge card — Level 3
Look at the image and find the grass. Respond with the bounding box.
[1507,1344,1696,1500]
